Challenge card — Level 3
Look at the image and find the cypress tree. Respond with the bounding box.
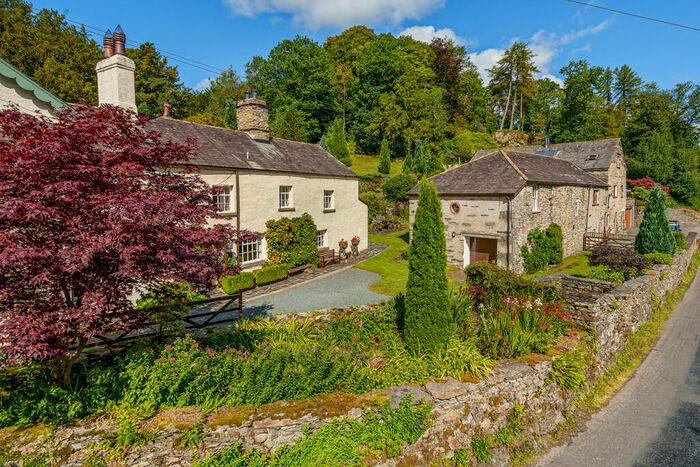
[223,100,238,129]
[326,119,352,166]
[402,145,414,174]
[319,134,329,152]
[404,179,452,355]
[635,186,675,254]
[378,138,391,174]
[412,141,426,175]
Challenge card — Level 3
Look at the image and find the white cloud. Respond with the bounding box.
[194,77,212,91]
[222,0,444,29]
[468,19,611,85]
[398,25,473,47]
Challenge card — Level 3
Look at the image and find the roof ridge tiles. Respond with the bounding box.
[500,150,527,181]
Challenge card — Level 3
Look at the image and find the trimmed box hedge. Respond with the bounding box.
[221,272,255,294]
[255,265,288,286]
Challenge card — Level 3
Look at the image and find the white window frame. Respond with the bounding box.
[316,229,327,248]
[213,186,232,213]
[575,199,580,217]
[532,185,539,212]
[323,190,334,210]
[238,238,261,264]
[279,186,292,209]
[612,185,617,198]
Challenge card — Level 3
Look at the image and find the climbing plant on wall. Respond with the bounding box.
[264,213,319,267]
[520,223,564,274]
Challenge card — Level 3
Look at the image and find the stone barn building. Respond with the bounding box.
[407,149,610,274]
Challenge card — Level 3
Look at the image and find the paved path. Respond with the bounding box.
[242,267,390,318]
[538,262,700,466]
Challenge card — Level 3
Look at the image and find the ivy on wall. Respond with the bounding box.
[264,213,319,267]
[521,223,564,274]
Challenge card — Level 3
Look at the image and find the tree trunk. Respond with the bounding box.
[509,90,517,130]
[51,337,87,389]
[519,93,524,131]
[499,79,512,130]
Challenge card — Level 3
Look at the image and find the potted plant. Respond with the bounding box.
[350,236,360,256]
[338,238,348,261]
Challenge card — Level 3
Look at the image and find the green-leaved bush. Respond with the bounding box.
[265,213,319,267]
[383,174,418,203]
[404,179,452,354]
[644,252,674,265]
[521,223,564,273]
[464,262,560,306]
[635,186,675,255]
[549,350,586,390]
[221,272,255,294]
[672,232,688,251]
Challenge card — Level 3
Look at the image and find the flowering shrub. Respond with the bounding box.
[629,178,670,196]
[477,296,575,358]
[464,262,560,307]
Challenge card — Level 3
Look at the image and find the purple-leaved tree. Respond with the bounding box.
[0,104,259,387]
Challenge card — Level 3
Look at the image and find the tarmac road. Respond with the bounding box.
[538,255,700,466]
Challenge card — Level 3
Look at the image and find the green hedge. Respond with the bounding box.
[255,265,288,286]
[221,272,255,294]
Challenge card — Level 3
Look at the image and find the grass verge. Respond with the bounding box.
[354,230,409,296]
[524,252,593,279]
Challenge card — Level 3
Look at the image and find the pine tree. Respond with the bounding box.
[326,118,352,166]
[404,179,452,355]
[402,144,414,174]
[412,141,426,175]
[378,137,391,174]
[319,134,329,152]
[635,186,675,255]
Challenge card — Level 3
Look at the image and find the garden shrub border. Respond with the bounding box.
[3,236,698,465]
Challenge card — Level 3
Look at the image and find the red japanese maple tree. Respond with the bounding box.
[0,104,259,386]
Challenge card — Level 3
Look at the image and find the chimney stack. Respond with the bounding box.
[162,103,171,118]
[236,90,269,142]
[96,24,136,112]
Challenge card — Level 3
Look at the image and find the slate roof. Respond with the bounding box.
[407,149,608,197]
[472,138,622,171]
[0,56,65,110]
[145,117,358,178]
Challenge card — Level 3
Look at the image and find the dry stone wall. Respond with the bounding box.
[3,234,698,466]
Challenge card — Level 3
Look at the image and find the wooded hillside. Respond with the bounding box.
[2,0,699,207]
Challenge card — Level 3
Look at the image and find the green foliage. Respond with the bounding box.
[183,114,228,128]
[378,138,391,174]
[464,262,560,305]
[179,416,207,448]
[630,186,649,201]
[319,134,329,152]
[264,213,319,267]
[359,192,387,224]
[588,265,627,284]
[635,187,675,255]
[673,232,689,251]
[136,282,205,334]
[270,104,307,142]
[401,149,414,175]
[404,180,452,355]
[221,272,255,294]
[195,395,432,466]
[471,436,493,463]
[223,100,238,129]
[548,351,587,390]
[382,174,417,202]
[254,264,288,286]
[643,252,674,265]
[521,223,564,274]
[325,118,352,165]
[450,129,498,164]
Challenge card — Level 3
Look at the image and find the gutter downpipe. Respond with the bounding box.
[585,185,592,234]
[506,196,512,270]
[236,170,242,266]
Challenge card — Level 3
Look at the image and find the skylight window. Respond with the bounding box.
[586,154,598,161]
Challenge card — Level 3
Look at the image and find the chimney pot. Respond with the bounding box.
[163,103,171,118]
[244,90,250,99]
[103,30,114,58]
[252,89,258,99]
[113,24,126,55]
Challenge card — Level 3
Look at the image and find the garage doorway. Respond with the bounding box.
[463,236,498,268]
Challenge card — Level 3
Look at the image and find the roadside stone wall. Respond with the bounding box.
[3,234,698,466]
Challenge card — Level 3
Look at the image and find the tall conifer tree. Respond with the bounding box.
[404,179,452,354]
[635,186,675,255]
[378,137,391,174]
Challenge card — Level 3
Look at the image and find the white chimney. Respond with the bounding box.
[96,25,136,112]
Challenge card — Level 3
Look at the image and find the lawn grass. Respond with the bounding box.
[355,230,410,296]
[350,154,403,177]
[524,252,594,279]
[355,230,466,296]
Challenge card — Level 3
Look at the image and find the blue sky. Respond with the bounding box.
[31,0,700,90]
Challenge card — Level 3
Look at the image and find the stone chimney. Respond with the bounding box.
[96,25,136,112]
[236,90,269,141]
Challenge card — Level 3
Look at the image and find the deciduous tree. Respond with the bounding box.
[0,105,259,387]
